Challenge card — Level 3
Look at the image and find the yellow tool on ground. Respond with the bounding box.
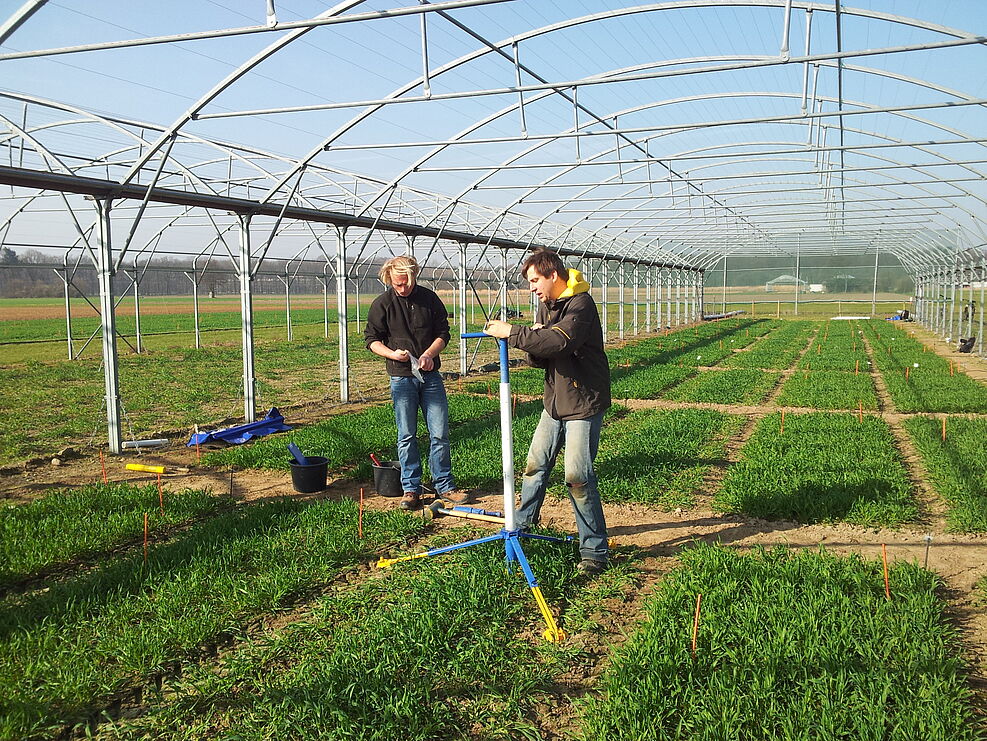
[125,463,189,474]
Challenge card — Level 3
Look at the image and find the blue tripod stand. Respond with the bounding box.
[377,333,569,642]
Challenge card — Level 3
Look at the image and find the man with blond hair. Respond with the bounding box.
[365,255,469,510]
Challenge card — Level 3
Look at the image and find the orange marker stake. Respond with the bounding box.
[100,450,108,484]
[949,359,954,377]
[905,366,910,380]
[143,512,149,564]
[855,359,859,376]
[157,473,164,516]
[941,417,947,442]
[691,593,702,658]
[358,487,364,540]
[194,424,201,464]
[513,393,517,415]
[882,544,891,601]
[780,409,786,434]
[858,400,863,423]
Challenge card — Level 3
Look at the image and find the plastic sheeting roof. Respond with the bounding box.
[1,0,986,275]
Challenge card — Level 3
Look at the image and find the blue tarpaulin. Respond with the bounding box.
[187,408,291,446]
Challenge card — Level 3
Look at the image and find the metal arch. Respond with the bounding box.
[287,2,984,260]
[0,0,49,46]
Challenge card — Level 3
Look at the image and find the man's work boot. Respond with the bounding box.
[439,488,474,505]
[399,491,420,510]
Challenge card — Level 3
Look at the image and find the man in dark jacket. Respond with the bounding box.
[365,255,469,510]
[483,249,611,575]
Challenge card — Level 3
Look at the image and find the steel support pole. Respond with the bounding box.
[336,227,349,403]
[871,245,879,318]
[186,271,201,349]
[699,270,705,320]
[601,259,609,343]
[459,242,468,376]
[500,247,509,321]
[978,259,984,356]
[95,199,122,454]
[619,262,625,341]
[645,268,651,333]
[948,265,957,341]
[284,272,293,341]
[721,256,727,314]
[632,266,639,335]
[675,270,682,326]
[794,236,801,317]
[61,268,73,359]
[322,265,330,339]
[238,215,257,423]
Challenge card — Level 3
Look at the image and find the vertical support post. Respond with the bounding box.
[721,255,727,313]
[645,267,652,333]
[794,234,801,317]
[336,227,349,403]
[459,242,468,376]
[633,265,639,335]
[699,270,705,320]
[187,271,201,349]
[871,244,879,318]
[601,259,609,343]
[284,271,293,341]
[948,263,957,341]
[61,268,73,360]
[322,265,330,339]
[237,214,257,423]
[95,199,122,454]
[500,247,509,321]
[978,259,984,355]
[675,269,682,326]
[618,262,625,341]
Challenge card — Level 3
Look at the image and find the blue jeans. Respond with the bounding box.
[516,409,608,562]
[390,372,455,495]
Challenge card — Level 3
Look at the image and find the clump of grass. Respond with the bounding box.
[716,412,916,526]
[579,543,980,740]
[0,482,224,587]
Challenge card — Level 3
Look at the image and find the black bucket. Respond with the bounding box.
[289,456,329,493]
[372,460,403,497]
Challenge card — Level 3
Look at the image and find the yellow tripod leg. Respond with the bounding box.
[531,586,567,643]
[377,552,430,569]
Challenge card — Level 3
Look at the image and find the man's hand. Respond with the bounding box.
[418,353,435,371]
[483,319,512,339]
[392,349,410,362]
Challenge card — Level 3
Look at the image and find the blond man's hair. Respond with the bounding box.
[378,255,420,286]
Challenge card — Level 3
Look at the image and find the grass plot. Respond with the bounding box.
[715,412,916,526]
[904,416,987,533]
[97,530,609,741]
[579,544,979,741]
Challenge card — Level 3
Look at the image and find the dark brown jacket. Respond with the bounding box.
[364,285,450,377]
[508,275,611,420]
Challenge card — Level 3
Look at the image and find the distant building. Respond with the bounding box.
[765,274,808,292]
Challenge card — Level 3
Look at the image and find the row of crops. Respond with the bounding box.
[1,481,981,739]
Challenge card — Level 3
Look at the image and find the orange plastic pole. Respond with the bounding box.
[143,512,149,564]
[100,450,108,484]
[905,366,910,380]
[855,359,859,376]
[157,473,163,516]
[949,359,954,376]
[882,544,891,601]
[691,593,702,657]
[780,409,786,434]
[358,487,364,540]
[858,401,863,423]
[941,417,947,442]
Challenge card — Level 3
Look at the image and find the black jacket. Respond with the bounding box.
[364,285,451,377]
[508,290,611,420]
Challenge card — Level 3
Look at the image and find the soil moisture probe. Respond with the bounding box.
[377,333,569,642]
